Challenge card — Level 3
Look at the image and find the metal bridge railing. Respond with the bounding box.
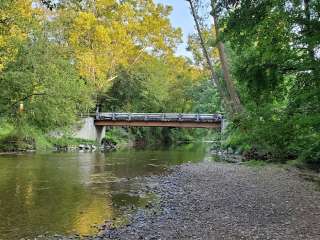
[96,113,223,123]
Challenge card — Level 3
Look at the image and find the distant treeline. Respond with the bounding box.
[0,0,219,150]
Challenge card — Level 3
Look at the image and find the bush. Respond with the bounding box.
[0,121,51,152]
[297,136,320,170]
[225,107,320,169]
[104,128,130,146]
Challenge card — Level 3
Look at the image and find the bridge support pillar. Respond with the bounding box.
[95,125,106,144]
[73,117,106,144]
[221,118,228,133]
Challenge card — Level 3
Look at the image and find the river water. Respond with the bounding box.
[0,143,215,239]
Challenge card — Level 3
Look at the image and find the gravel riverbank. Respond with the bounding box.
[100,162,320,240]
[34,161,320,240]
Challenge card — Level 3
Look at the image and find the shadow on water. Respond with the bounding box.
[0,143,214,239]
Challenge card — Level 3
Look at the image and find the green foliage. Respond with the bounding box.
[0,120,14,140]
[225,104,320,167]
[0,0,37,71]
[189,79,222,113]
[210,0,320,169]
[0,15,94,151]
[0,35,93,132]
[55,0,182,92]
[102,61,169,112]
[0,122,51,152]
[103,56,203,113]
[104,128,130,146]
[243,160,268,167]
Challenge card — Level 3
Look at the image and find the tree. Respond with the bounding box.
[186,0,243,117]
[0,0,37,72]
[103,54,204,113]
[0,35,93,131]
[210,0,243,114]
[215,0,320,166]
[53,0,182,94]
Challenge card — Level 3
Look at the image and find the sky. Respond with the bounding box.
[154,0,195,58]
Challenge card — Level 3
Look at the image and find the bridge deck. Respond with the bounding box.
[95,113,222,128]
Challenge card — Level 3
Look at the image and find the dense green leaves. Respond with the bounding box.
[103,56,210,114]
[0,0,37,71]
[0,36,93,131]
[215,0,320,167]
[55,0,182,92]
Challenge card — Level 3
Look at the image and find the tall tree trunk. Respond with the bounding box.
[211,1,243,115]
[186,0,233,115]
[303,0,315,61]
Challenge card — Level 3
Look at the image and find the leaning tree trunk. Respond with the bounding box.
[186,0,233,115]
[187,0,243,117]
[211,3,243,115]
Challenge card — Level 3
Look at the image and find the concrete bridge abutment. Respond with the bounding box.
[73,117,106,144]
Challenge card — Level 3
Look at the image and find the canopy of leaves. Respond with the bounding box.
[0,0,39,71]
[0,35,93,131]
[54,0,182,92]
[103,55,206,113]
[213,0,320,166]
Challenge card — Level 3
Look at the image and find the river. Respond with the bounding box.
[0,143,215,239]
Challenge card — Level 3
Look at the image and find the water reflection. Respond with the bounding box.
[0,143,212,239]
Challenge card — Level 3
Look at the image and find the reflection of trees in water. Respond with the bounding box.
[72,197,112,235]
[90,143,208,179]
[0,144,210,239]
[0,154,113,239]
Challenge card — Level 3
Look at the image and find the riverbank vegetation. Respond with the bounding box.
[0,0,319,169]
[187,0,320,170]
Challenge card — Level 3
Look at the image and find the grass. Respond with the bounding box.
[0,120,98,152]
[0,121,14,141]
[243,159,269,167]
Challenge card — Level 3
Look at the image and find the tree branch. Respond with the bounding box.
[10,93,47,108]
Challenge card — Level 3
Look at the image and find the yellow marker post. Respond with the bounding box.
[19,101,24,113]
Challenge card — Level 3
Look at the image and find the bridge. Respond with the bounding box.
[95,112,223,129]
[74,112,223,143]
